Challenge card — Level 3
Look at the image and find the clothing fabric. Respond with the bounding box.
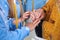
[0,0,47,40]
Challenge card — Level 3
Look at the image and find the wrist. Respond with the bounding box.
[20,17,25,22]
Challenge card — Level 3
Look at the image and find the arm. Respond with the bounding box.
[8,11,30,30]
[0,10,30,40]
[34,0,48,9]
[8,18,23,30]
[0,26,30,40]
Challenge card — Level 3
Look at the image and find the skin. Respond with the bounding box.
[26,8,45,31]
[56,0,60,11]
[57,0,60,3]
[8,0,45,31]
[57,0,60,7]
[14,8,45,31]
[13,11,42,31]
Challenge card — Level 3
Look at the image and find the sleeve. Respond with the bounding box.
[0,10,30,40]
[8,18,23,31]
[0,27,30,40]
[34,0,48,9]
[26,0,48,11]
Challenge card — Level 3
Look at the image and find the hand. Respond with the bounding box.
[36,9,45,19]
[20,11,30,21]
[33,9,45,20]
[26,18,41,31]
[13,12,30,24]
[29,12,36,21]
[33,10,41,19]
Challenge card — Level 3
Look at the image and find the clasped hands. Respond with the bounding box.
[13,9,45,31]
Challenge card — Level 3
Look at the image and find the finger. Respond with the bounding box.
[33,11,38,18]
[24,17,29,19]
[25,13,30,16]
[30,11,35,16]
[24,13,30,17]
[24,11,30,15]
[37,10,43,16]
[30,12,36,17]
[39,14,44,20]
[38,13,42,18]
[30,14,35,21]
[36,12,42,18]
[37,9,43,12]
[33,10,37,16]
[32,21,41,30]
[35,20,41,27]
[33,19,39,24]
[25,11,30,13]
[30,13,35,17]
[33,10,41,17]
[33,12,41,19]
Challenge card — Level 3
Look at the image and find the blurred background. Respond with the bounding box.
[25,30,46,40]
